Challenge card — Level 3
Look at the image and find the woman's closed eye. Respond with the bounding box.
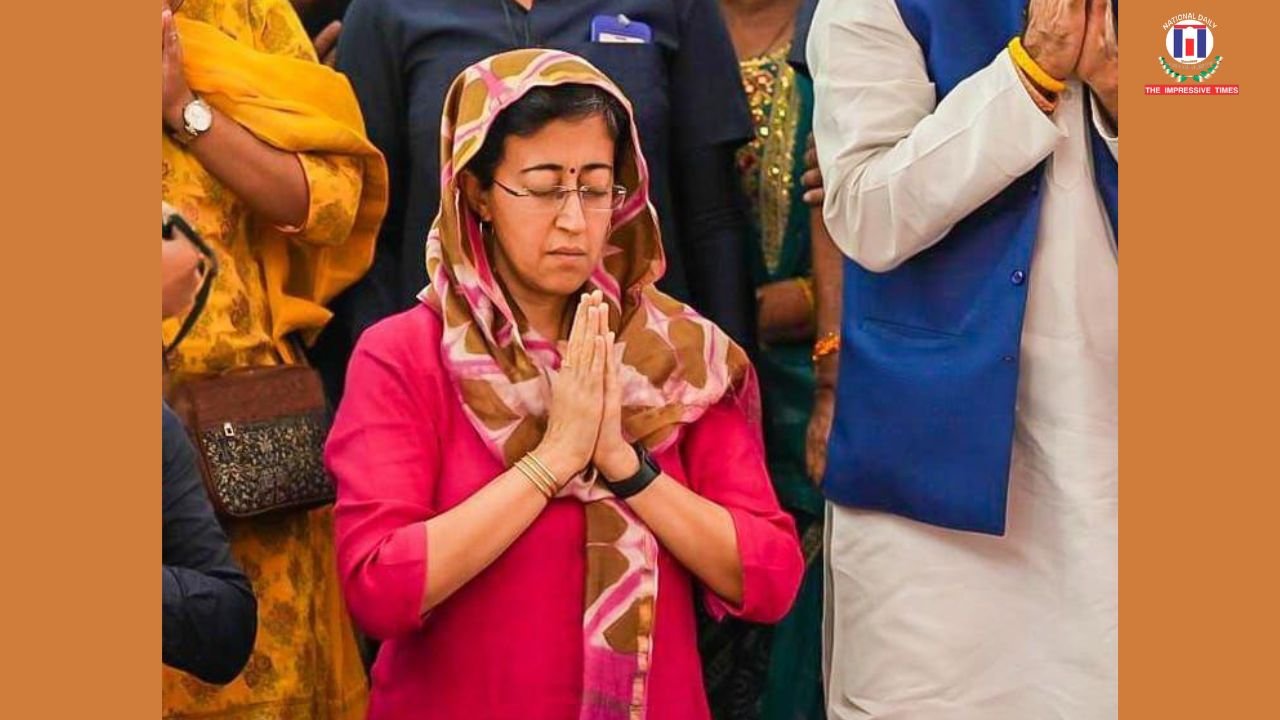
[505,183,628,212]
[525,185,610,198]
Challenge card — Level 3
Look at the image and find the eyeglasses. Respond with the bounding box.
[493,179,628,213]
[162,212,219,355]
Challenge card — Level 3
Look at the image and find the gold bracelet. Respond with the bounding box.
[515,458,554,498]
[1008,36,1067,95]
[524,452,562,496]
[514,457,555,499]
[812,332,841,363]
[795,277,816,317]
[528,455,561,497]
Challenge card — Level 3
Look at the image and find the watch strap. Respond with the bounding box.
[171,123,198,145]
[602,442,660,499]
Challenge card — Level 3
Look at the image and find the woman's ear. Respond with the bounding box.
[459,171,492,222]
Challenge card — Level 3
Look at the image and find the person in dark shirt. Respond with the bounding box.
[162,403,258,685]
[161,202,257,685]
[311,0,758,399]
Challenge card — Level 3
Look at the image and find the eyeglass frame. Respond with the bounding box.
[162,211,219,356]
[492,179,628,213]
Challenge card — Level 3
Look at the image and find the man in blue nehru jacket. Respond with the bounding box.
[809,0,1117,716]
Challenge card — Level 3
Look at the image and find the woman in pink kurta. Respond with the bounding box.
[327,50,803,720]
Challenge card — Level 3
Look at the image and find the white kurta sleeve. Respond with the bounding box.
[807,0,1066,272]
[1089,93,1119,161]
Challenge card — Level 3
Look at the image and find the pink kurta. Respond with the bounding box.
[326,305,804,719]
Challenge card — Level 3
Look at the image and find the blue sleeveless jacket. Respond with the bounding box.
[821,0,1118,535]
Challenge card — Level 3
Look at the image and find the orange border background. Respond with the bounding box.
[15,0,1280,716]
[3,0,154,713]
[1125,1,1279,716]
[15,0,157,715]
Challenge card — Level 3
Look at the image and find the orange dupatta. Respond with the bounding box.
[175,14,388,350]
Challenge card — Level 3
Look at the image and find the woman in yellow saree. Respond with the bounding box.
[160,0,386,717]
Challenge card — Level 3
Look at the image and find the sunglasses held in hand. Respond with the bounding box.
[162,212,219,355]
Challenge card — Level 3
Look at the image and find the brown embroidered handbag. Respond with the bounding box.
[167,360,336,519]
[162,210,334,518]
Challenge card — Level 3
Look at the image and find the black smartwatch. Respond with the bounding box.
[601,441,661,499]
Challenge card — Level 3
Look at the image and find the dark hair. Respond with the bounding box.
[466,84,631,189]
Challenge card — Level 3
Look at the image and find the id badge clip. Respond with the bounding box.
[591,14,653,44]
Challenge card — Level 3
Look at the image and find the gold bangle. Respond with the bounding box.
[1008,36,1066,95]
[514,456,550,497]
[524,452,562,495]
[513,462,549,499]
[526,456,559,497]
[812,332,840,363]
[795,277,816,316]
[514,457,554,499]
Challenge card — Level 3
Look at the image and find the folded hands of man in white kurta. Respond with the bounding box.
[809,0,1117,272]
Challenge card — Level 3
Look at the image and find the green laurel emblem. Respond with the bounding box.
[1158,55,1224,83]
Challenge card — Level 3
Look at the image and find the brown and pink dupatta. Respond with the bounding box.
[418,49,753,719]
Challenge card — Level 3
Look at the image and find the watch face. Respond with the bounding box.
[184,101,213,133]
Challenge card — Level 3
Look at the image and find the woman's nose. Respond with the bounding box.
[555,190,588,232]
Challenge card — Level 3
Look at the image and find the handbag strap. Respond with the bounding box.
[279,335,313,368]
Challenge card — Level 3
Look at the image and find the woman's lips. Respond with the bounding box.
[547,249,587,257]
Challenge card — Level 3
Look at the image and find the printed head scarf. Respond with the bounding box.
[420,49,753,719]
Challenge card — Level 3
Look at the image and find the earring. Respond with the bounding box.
[479,219,499,247]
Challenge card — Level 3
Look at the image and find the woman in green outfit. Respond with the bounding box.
[701,1,842,718]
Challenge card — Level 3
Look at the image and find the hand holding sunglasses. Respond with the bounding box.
[162,209,219,354]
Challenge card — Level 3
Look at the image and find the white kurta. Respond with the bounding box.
[808,0,1118,717]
